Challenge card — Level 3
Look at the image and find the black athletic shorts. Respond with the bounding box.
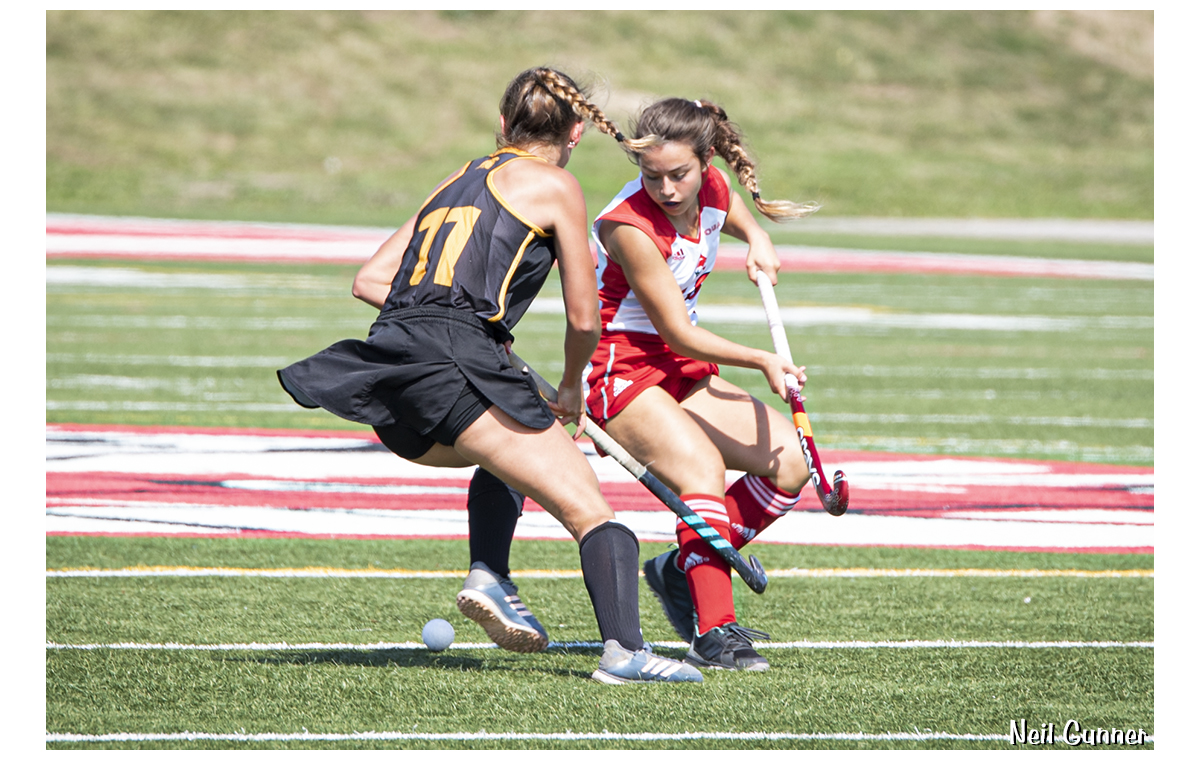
[278,305,554,448]
[372,380,492,459]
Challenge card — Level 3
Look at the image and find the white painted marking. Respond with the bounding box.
[781,216,1153,244]
[46,234,382,261]
[219,480,468,496]
[44,502,1151,549]
[48,314,366,330]
[46,266,337,291]
[811,365,1154,381]
[526,299,1153,332]
[818,413,1152,429]
[46,401,302,413]
[46,729,1031,744]
[47,353,294,368]
[45,427,1154,549]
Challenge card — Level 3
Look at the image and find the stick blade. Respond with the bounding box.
[746,555,768,594]
[826,471,849,516]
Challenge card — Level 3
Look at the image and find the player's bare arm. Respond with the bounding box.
[601,220,803,399]
[711,168,782,285]
[351,168,464,309]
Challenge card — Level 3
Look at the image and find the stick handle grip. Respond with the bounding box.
[756,271,794,364]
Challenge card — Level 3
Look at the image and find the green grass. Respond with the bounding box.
[46,537,1153,749]
[44,204,1154,745]
[46,255,1153,464]
[47,10,1153,225]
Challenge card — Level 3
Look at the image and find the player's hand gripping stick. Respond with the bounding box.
[755,271,849,516]
[508,352,769,594]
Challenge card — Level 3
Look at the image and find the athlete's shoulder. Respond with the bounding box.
[700,167,732,213]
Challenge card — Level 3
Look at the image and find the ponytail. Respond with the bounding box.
[633,97,820,223]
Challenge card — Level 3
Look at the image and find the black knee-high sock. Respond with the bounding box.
[578,521,644,651]
[467,468,524,578]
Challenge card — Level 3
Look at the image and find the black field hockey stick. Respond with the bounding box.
[755,271,850,516]
[507,352,768,594]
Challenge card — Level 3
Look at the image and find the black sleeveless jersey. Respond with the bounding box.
[381,148,557,336]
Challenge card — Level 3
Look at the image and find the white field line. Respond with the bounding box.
[782,216,1154,244]
[45,640,1153,652]
[525,299,1152,332]
[45,566,1154,580]
[45,729,1028,744]
[48,301,1154,334]
[46,352,294,368]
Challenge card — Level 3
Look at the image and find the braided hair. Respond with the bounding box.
[497,67,658,154]
[631,98,819,222]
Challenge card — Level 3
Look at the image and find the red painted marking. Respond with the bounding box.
[47,218,1144,278]
[46,222,385,242]
[46,424,1153,552]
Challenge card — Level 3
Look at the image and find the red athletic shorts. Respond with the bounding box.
[585,331,718,427]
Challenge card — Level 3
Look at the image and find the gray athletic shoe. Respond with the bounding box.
[591,640,704,684]
[685,623,771,671]
[643,549,696,643]
[456,562,549,653]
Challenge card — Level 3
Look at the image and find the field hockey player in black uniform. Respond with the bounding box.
[278,67,702,684]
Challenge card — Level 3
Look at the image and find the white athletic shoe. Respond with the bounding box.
[456,562,549,653]
[591,640,704,684]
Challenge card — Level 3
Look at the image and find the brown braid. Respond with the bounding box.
[497,67,656,155]
[633,98,819,222]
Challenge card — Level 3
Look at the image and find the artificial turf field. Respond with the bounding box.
[45,230,1153,749]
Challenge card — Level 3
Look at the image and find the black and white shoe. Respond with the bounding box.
[642,549,696,643]
[685,623,771,671]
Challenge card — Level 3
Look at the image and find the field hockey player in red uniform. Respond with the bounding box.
[278,69,702,684]
[585,97,820,671]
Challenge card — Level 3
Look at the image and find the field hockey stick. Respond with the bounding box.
[755,271,850,516]
[508,352,768,594]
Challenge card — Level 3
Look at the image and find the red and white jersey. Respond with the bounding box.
[592,170,730,336]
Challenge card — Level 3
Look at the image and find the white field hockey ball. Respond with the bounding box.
[422,618,455,652]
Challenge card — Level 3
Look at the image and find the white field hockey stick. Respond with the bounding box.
[755,271,849,516]
[508,352,768,594]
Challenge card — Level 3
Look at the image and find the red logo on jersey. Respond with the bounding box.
[704,223,720,236]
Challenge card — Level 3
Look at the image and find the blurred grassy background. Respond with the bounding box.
[46,9,1153,233]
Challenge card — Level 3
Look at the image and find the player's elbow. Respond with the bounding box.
[657,323,695,357]
[351,271,378,305]
[569,314,600,342]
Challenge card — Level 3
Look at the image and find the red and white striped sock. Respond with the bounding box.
[725,474,802,550]
[674,493,736,635]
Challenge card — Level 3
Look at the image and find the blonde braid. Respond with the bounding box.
[536,69,661,153]
[703,101,820,222]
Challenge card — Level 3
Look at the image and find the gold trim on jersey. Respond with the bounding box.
[485,156,552,239]
[487,230,536,323]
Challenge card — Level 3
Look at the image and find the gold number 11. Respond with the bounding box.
[409,205,483,287]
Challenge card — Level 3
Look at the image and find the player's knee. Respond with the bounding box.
[776,442,811,495]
